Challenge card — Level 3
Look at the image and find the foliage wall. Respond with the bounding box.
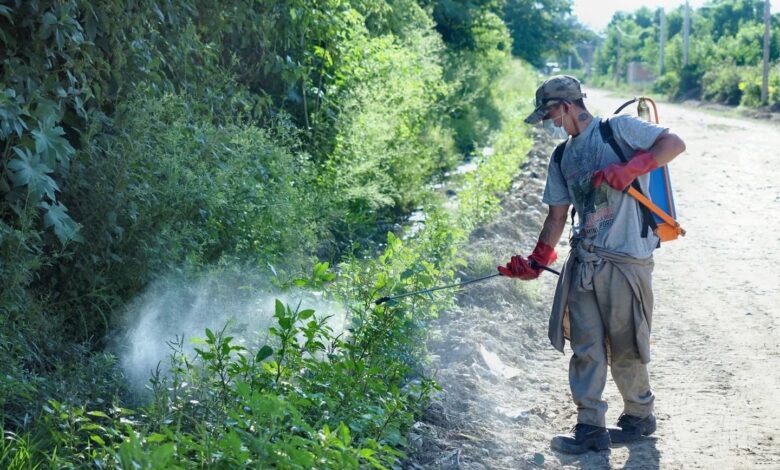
[592,0,780,107]
[0,0,544,467]
[0,0,512,342]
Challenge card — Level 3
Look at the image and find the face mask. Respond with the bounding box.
[543,117,568,140]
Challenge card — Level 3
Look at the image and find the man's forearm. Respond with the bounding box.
[539,206,569,248]
[649,131,686,167]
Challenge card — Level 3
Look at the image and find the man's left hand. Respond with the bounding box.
[592,150,658,191]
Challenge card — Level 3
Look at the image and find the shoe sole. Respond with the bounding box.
[551,434,611,454]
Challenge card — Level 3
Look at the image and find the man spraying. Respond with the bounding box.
[498,75,685,454]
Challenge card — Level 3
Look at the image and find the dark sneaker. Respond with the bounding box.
[550,423,610,454]
[608,413,657,444]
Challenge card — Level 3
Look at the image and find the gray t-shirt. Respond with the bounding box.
[542,115,667,259]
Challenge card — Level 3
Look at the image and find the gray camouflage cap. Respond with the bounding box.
[524,75,586,124]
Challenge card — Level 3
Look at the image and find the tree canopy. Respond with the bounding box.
[502,0,593,66]
[592,0,780,107]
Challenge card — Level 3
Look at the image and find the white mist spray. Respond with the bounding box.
[114,271,348,394]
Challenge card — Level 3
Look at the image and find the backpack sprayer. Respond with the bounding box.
[615,96,686,242]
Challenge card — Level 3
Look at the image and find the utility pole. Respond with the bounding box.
[659,7,666,76]
[615,33,621,84]
[683,0,690,66]
[762,0,771,104]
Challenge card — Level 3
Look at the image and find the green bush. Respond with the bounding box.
[326,28,452,218]
[40,89,324,339]
[442,11,512,154]
[702,62,746,105]
[714,22,765,66]
[739,64,780,107]
[654,71,681,96]
[0,0,481,345]
[699,63,780,108]
[0,0,539,466]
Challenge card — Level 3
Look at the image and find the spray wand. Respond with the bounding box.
[529,260,561,276]
[374,262,560,305]
[374,273,501,305]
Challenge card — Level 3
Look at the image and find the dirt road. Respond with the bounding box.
[412,89,780,469]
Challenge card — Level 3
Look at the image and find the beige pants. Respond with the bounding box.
[567,261,654,428]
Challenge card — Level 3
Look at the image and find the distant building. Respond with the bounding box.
[627,61,655,85]
[576,42,598,76]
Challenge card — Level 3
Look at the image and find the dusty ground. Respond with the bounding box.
[409,89,780,469]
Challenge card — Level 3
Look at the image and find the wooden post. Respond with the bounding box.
[615,33,621,84]
[659,8,666,76]
[762,0,771,105]
[683,1,690,66]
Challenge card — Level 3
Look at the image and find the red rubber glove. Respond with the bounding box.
[592,150,658,191]
[497,240,557,280]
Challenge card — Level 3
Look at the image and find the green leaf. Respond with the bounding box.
[8,147,58,200]
[0,5,13,23]
[313,262,328,277]
[256,345,273,362]
[278,316,292,330]
[298,309,315,320]
[150,443,175,465]
[79,423,106,432]
[338,422,351,445]
[205,328,216,342]
[90,434,106,446]
[41,11,57,27]
[32,115,74,167]
[289,448,315,467]
[313,261,336,283]
[87,411,110,419]
[31,99,61,122]
[146,433,167,444]
[41,201,84,243]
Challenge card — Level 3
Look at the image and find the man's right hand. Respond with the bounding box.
[497,241,557,280]
[498,255,539,280]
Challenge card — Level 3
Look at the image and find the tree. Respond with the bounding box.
[502,0,581,66]
[420,0,505,50]
[702,0,766,40]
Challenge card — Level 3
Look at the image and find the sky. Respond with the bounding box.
[572,0,780,33]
